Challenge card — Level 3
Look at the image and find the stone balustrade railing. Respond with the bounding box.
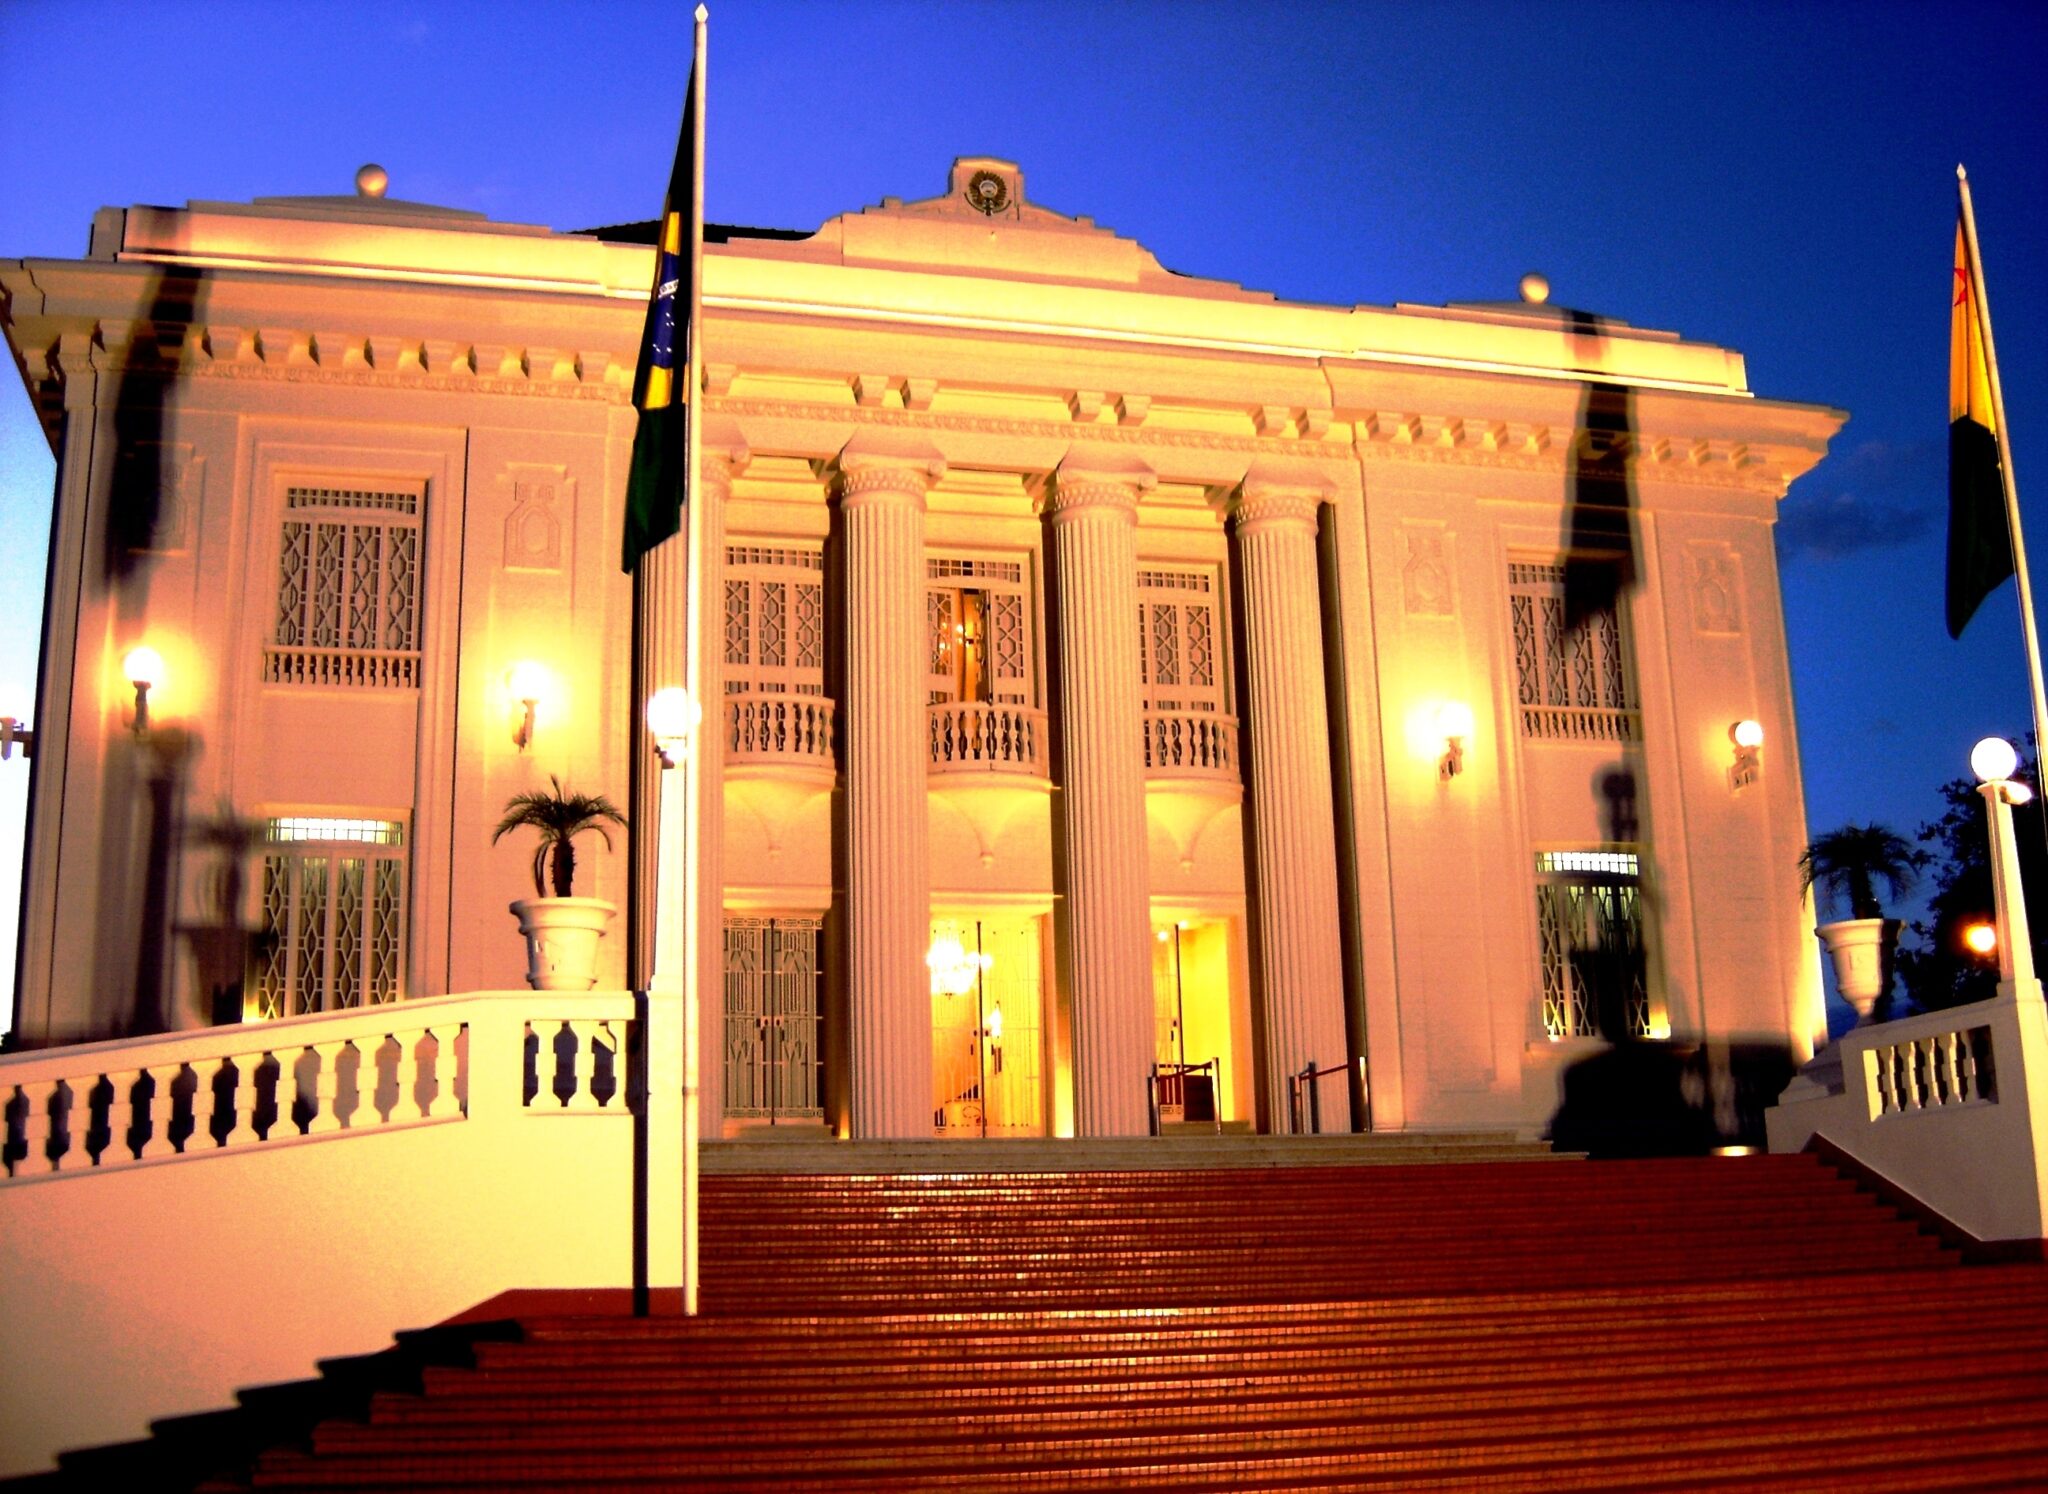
[1868,1023,1996,1118]
[1,990,638,1183]
[726,691,836,769]
[1520,704,1642,743]
[1767,990,2048,1245]
[2,989,668,1477]
[1142,709,1240,782]
[262,645,420,690]
[929,701,1048,776]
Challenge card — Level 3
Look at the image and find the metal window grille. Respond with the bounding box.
[1137,568,1224,713]
[267,483,424,689]
[722,916,823,1121]
[1508,561,1638,741]
[247,817,407,1020]
[724,544,826,697]
[1535,849,1650,1040]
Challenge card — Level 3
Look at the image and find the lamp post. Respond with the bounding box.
[646,686,702,1313]
[1970,736,2043,1004]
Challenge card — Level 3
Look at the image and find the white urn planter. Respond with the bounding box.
[511,897,617,991]
[1814,917,1903,1021]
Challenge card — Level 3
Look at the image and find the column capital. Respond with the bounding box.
[1039,448,1157,522]
[698,416,751,496]
[832,430,946,504]
[1227,463,1335,533]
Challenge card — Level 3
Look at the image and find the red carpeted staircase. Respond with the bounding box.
[72,1148,2048,1490]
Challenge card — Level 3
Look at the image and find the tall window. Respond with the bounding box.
[1508,560,1638,742]
[724,544,825,696]
[266,483,424,689]
[1535,849,1650,1041]
[246,817,407,1020]
[1136,568,1225,713]
[927,557,1033,706]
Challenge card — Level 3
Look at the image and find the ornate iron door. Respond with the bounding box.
[723,916,823,1122]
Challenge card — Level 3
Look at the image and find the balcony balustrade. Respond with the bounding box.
[928,701,1047,778]
[726,692,837,771]
[1142,709,1240,784]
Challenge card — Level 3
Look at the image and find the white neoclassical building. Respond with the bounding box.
[1,157,1843,1143]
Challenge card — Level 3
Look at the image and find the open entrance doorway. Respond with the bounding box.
[1152,917,1237,1126]
[929,914,1045,1136]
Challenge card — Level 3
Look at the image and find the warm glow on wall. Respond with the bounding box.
[505,660,557,752]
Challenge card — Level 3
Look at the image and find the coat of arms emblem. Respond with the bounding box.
[965,170,1010,216]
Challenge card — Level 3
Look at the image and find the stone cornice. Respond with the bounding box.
[6,313,1812,496]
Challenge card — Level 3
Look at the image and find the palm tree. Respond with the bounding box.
[492,776,627,898]
[1797,823,1922,921]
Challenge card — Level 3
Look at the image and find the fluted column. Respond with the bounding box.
[1229,475,1351,1131]
[835,434,944,1137]
[1042,453,1156,1136]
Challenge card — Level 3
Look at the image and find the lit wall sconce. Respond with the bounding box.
[0,713,32,761]
[1963,921,1998,958]
[505,660,553,753]
[122,646,164,737]
[1436,701,1474,779]
[1729,719,1764,789]
[646,686,701,770]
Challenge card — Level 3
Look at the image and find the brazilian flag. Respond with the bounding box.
[620,76,698,573]
[1948,216,2011,639]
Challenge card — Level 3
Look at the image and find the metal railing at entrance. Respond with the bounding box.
[1288,1056,1370,1135]
[1149,1058,1223,1134]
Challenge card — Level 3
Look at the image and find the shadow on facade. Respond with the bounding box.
[1548,1040,1798,1154]
[1536,310,1786,1154]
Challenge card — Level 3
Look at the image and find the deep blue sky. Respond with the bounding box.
[2,0,2046,1005]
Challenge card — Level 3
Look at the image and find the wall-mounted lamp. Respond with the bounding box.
[1436,701,1474,779]
[1964,921,1998,957]
[1729,719,1764,789]
[122,646,164,737]
[506,660,553,753]
[646,686,701,770]
[0,713,32,762]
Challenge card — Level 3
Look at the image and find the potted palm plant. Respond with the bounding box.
[494,776,627,991]
[1798,823,1921,1022]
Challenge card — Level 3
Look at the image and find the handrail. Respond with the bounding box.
[2,990,640,1183]
[1287,1056,1367,1135]
[1149,1057,1223,1135]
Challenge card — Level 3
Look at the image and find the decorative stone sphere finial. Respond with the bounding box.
[1519,272,1550,305]
[355,163,389,199]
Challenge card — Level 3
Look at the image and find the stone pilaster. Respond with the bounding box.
[1042,452,1156,1136]
[835,434,945,1137]
[1229,474,1351,1131]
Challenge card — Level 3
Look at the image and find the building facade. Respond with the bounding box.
[1,157,1843,1141]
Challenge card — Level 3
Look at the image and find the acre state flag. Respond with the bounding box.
[1948,216,2011,640]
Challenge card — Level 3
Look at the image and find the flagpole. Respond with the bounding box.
[681,2,708,1318]
[1958,164,2048,775]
